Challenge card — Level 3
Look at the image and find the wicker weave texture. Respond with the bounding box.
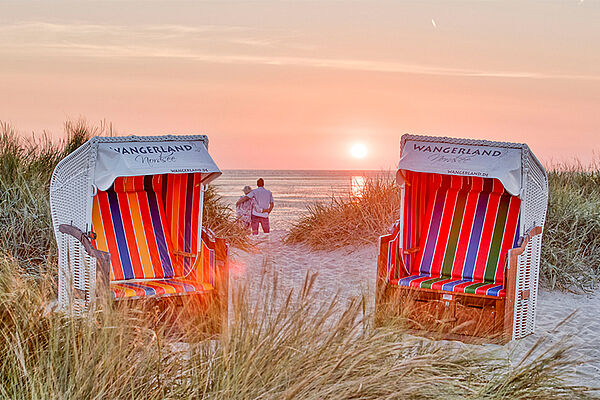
[50,141,95,314]
[513,147,548,339]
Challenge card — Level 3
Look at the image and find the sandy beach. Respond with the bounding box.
[233,229,600,388]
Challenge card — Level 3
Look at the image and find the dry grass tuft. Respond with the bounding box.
[285,175,400,249]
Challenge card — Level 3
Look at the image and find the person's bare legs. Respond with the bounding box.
[251,215,260,235]
[259,217,270,233]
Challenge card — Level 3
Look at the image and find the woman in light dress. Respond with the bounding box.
[236,185,255,229]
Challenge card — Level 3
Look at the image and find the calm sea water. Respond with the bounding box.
[212,170,384,230]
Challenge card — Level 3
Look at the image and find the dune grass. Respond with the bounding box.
[286,170,600,292]
[0,253,593,399]
[285,175,401,249]
[0,121,248,274]
[0,121,91,272]
[541,163,600,292]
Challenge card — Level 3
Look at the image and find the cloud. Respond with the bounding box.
[1,22,599,82]
[0,21,283,47]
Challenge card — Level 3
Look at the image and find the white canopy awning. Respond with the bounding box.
[94,139,222,191]
[398,138,523,196]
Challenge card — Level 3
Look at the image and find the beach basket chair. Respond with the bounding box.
[376,134,548,343]
[50,135,228,332]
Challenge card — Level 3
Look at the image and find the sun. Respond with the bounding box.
[350,143,368,159]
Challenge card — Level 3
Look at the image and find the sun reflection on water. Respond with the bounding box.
[351,176,366,198]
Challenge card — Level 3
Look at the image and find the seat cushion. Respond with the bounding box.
[394,274,505,297]
[111,278,213,300]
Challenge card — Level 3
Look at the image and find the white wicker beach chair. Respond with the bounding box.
[376,134,548,343]
[50,135,228,329]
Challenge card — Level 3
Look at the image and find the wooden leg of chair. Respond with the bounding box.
[375,238,390,327]
[215,238,229,337]
[96,255,111,305]
[503,249,518,343]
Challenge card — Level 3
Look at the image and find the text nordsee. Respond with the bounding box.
[413,144,501,157]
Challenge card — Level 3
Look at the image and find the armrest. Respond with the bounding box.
[403,246,420,255]
[504,226,543,292]
[503,226,542,341]
[59,224,110,293]
[511,226,543,258]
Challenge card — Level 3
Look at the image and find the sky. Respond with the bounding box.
[1,0,599,170]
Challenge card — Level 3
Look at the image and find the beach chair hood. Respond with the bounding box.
[94,137,221,191]
[397,135,537,196]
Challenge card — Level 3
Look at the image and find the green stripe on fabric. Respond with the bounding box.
[440,188,468,278]
[419,276,447,289]
[463,281,489,295]
[483,195,510,282]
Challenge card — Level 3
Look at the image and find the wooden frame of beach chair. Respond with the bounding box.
[50,135,228,334]
[375,134,548,343]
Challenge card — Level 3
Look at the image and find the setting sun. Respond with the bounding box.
[350,143,368,159]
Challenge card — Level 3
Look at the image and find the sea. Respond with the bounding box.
[212,170,386,230]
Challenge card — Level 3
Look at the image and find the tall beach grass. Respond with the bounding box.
[0,254,593,399]
[541,162,600,292]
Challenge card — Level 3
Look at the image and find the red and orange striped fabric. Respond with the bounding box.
[91,174,216,300]
[164,173,203,277]
[92,175,175,281]
[389,172,521,297]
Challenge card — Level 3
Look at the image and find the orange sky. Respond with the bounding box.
[1,1,599,170]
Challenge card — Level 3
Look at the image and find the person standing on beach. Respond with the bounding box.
[236,185,254,230]
[236,178,274,235]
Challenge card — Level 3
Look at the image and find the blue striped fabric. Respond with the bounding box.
[107,190,135,280]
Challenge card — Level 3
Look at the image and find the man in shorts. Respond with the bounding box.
[236,178,274,235]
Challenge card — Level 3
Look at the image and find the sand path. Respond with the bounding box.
[231,230,600,387]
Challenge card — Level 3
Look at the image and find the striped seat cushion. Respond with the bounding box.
[110,278,213,300]
[390,172,520,297]
[394,274,505,297]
